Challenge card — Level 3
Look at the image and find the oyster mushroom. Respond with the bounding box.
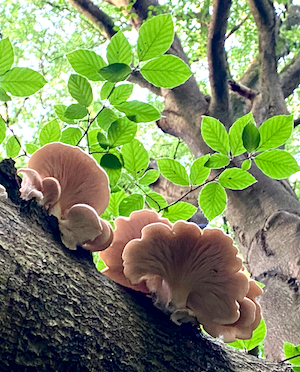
[122,221,262,341]
[18,142,112,251]
[100,209,172,291]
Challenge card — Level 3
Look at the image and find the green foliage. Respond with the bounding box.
[190,155,210,185]
[68,74,93,107]
[199,182,227,220]
[66,50,106,81]
[201,117,230,155]
[107,31,132,65]
[162,202,197,222]
[0,67,46,97]
[283,341,300,370]
[137,14,174,61]
[139,169,160,185]
[115,101,160,123]
[157,158,189,186]
[219,168,257,190]
[99,63,131,82]
[39,119,61,146]
[122,139,149,179]
[228,318,266,351]
[229,113,254,156]
[140,55,191,88]
[254,149,300,179]
[242,122,260,153]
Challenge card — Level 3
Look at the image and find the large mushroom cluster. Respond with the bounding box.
[100,210,262,343]
[18,143,262,343]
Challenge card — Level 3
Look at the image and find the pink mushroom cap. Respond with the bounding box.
[100,209,172,291]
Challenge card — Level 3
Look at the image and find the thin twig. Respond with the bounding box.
[279,353,300,364]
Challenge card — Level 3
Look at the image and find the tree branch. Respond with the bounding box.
[207,0,232,127]
[247,0,288,123]
[280,51,300,98]
[67,0,116,39]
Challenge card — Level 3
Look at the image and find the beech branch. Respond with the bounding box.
[247,0,288,119]
[67,0,116,39]
[207,0,232,127]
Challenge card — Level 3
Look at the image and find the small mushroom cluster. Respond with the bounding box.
[100,210,262,343]
[18,142,113,251]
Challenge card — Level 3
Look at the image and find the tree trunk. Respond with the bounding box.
[0,160,293,372]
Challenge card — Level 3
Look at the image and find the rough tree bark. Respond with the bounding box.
[0,160,292,371]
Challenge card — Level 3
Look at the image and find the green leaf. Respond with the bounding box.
[140,55,191,88]
[60,127,82,145]
[0,87,11,101]
[88,128,102,145]
[6,136,21,158]
[162,201,197,222]
[25,143,39,155]
[229,112,254,156]
[122,139,149,179]
[227,339,245,350]
[107,31,132,65]
[64,104,88,119]
[100,81,114,100]
[201,116,230,155]
[219,168,257,190]
[68,74,93,107]
[0,117,6,145]
[243,319,266,351]
[66,49,106,81]
[119,194,144,217]
[97,132,109,149]
[254,150,300,179]
[139,169,160,185]
[107,117,137,146]
[0,67,46,97]
[0,38,14,75]
[242,122,260,153]
[199,182,227,220]
[109,84,133,105]
[54,104,75,124]
[293,367,300,372]
[99,63,131,82]
[205,153,230,169]
[157,158,189,186]
[97,108,119,131]
[93,253,107,271]
[190,155,210,185]
[107,189,126,217]
[39,119,61,146]
[137,14,174,61]
[100,153,123,169]
[283,342,300,365]
[100,149,123,186]
[146,191,168,210]
[241,159,251,171]
[115,100,160,123]
[258,115,294,151]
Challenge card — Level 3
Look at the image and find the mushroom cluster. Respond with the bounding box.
[18,142,113,251]
[100,210,262,342]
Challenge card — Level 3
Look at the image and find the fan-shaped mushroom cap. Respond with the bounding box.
[24,142,110,216]
[100,210,172,291]
[202,279,263,342]
[122,221,255,338]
